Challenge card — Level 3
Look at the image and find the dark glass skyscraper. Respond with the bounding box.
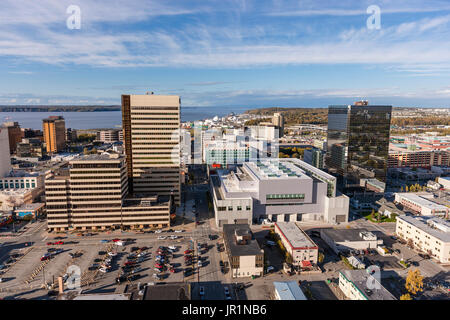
[325,102,392,191]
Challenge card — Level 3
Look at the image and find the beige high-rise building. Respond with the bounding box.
[43,116,66,153]
[45,153,171,231]
[121,93,181,205]
[272,113,284,137]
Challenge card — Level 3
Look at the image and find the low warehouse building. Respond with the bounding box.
[273,281,307,300]
[320,228,383,254]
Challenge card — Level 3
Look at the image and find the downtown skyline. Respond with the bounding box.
[1,0,450,108]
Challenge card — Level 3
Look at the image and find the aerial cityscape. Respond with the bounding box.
[0,0,449,308]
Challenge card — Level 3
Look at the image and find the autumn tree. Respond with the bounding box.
[405,268,424,295]
[400,293,412,300]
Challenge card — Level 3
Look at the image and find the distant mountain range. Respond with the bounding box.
[0,105,121,112]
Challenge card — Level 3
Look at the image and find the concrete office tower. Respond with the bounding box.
[45,154,171,231]
[0,127,12,177]
[43,116,66,153]
[326,101,392,191]
[122,93,181,205]
[272,113,284,137]
[97,129,121,143]
[2,121,23,154]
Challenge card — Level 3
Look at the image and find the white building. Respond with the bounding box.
[438,177,450,191]
[274,222,318,266]
[180,129,191,166]
[396,215,450,263]
[320,228,383,254]
[394,192,449,216]
[339,270,396,300]
[273,281,307,300]
[210,158,349,228]
[0,127,11,177]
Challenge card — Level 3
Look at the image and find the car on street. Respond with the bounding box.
[224,287,231,300]
[112,238,121,242]
[184,249,192,254]
[168,246,177,250]
[155,229,162,233]
[175,230,183,233]
[197,261,202,267]
[99,268,109,273]
[40,255,51,261]
[46,242,54,246]
[157,236,166,240]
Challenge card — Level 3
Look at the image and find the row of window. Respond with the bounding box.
[266,193,305,200]
[217,206,251,211]
[0,182,36,189]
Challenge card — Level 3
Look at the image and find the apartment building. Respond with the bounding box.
[394,192,449,217]
[303,147,325,169]
[388,150,449,168]
[274,222,318,267]
[339,270,396,300]
[43,116,66,153]
[396,215,450,263]
[223,224,264,278]
[45,153,171,232]
[122,93,181,205]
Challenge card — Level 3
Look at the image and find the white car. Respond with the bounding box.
[168,246,177,250]
[170,235,178,240]
[99,268,108,273]
[157,236,166,240]
[197,261,202,267]
[174,230,183,233]
[155,230,162,234]
[108,252,117,257]
[266,266,275,273]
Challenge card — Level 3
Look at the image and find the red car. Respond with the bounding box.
[184,250,192,254]
[170,268,175,273]
[40,256,51,261]
[112,238,121,242]
[54,241,64,245]
[47,242,54,246]
[155,263,163,268]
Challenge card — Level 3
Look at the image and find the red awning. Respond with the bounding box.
[301,261,312,267]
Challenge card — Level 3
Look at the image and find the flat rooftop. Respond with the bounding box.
[144,282,190,300]
[223,224,263,257]
[340,270,396,300]
[320,228,375,243]
[396,193,448,211]
[245,160,311,180]
[273,281,307,300]
[398,215,450,243]
[14,203,45,210]
[70,153,122,162]
[275,222,317,249]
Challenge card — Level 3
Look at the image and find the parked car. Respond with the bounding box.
[197,261,202,267]
[266,266,275,273]
[184,249,192,254]
[157,236,167,240]
[175,230,183,233]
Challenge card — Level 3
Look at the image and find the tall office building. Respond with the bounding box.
[45,153,171,231]
[121,93,181,205]
[326,101,392,191]
[272,113,284,137]
[43,116,66,153]
[2,121,23,154]
[0,126,12,177]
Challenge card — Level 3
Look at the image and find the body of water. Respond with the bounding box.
[0,106,251,130]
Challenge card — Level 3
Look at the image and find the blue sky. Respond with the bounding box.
[1,0,450,108]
